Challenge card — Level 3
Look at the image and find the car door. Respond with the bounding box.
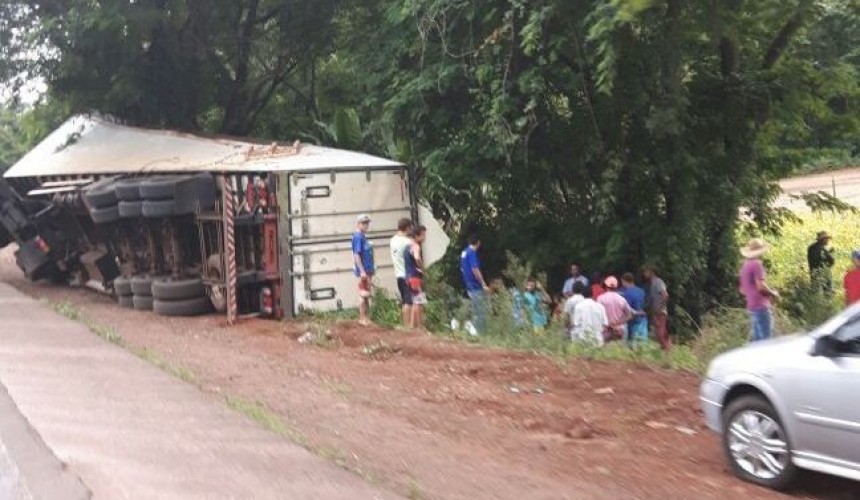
[784,321,860,471]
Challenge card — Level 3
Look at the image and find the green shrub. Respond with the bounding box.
[778,274,839,328]
[689,308,752,370]
[369,287,402,327]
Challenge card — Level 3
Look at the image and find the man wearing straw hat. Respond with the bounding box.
[739,238,780,342]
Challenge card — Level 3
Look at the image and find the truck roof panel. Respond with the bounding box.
[4,115,403,179]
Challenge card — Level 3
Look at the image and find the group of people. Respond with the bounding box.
[739,231,860,343]
[352,214,429,328]
[459,237,673,350]
[354,215,860,348]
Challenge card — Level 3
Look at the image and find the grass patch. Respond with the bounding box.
[50,300,125,346]
[407,480,423,500]
[317,445,348,467]
[320,377,353,399]
[130,346,197,384]
[225,396,308,446]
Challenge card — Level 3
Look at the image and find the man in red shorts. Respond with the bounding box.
[352,214,375,326]
[405,225,427,329]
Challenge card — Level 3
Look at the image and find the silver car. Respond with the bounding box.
[701,304,860,490]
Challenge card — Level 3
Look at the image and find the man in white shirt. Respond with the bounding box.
[572,285,608,346]
[562,263,590,298]
[389,218,414,325]
[563,281,586,340]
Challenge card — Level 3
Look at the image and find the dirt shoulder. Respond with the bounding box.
[1,247,856,499]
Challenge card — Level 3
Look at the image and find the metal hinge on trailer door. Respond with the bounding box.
[300,193,310,237]
[301,250,312,294]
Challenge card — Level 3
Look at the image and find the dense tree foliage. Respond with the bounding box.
[1,0,858,319]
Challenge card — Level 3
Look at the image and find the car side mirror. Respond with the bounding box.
[812,336,841,357]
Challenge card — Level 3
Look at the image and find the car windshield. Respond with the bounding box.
[812,303,860,340]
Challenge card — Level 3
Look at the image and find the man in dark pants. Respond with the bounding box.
[807,231,835,294]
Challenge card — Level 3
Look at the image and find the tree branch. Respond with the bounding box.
[762,0,815,70]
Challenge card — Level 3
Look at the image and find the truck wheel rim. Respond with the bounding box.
[728,410,789,480]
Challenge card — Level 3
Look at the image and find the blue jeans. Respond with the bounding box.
[627,321,649,343]
[749,309,772,342]
[467,289,487,333]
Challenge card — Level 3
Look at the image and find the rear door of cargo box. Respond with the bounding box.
[287,168,412,314]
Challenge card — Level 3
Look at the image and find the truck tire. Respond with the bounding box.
[91,205,120,224]
[118,200,144,218]
[115,179,142,201]
[118,294,135,308]
[139,177,180,200]
[152,277,205,301]
[142,199,175,218]
[153,297,211,317]
[83,182,118,209]
[133,294,154,311]
[130,275,154,296]
[114,276,133,297]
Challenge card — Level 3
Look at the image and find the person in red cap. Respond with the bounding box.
[597,276,632,343]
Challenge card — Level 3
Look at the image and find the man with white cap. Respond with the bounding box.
[739,238,779,342]
[352,214,375,326]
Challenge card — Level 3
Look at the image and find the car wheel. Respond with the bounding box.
[142,199,176,218]
[722,395,798,491]
[130,275,154,296]
[114,276,133,297]
[90,205,120,224]
[153,297,212,317]
[152,277,205,301]
[118,200,144,218]
[118,294,135,308]
[132,294,154,311]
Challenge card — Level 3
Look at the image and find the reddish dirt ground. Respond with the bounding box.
[1,249,858,499]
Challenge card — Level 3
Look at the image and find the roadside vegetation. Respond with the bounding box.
[346,211,859,375]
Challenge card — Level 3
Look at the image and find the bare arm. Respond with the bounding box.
[411,244,424,271]
[756,278,779,298]
[537,283,552,303]
[472,267,488,290]
[353,253,366,277]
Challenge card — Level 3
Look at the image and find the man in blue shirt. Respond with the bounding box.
[352,214,375,326]
[460,235,489,332]
[562,263,590,298]
[620,272,648,343]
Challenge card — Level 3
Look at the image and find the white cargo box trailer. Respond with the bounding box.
[3,115,449,319]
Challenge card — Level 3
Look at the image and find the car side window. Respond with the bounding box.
[834,319,860,356]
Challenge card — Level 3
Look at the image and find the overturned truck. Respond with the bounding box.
[1,115,446,320]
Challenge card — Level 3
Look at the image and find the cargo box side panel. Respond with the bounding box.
[291,239,397,313]
[288,169,410,314]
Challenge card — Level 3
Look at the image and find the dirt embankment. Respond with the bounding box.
[1,247,857,499]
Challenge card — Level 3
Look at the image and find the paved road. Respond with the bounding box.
[0,379,90,500]
[777,167,860,211]
[0,282,397,500]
